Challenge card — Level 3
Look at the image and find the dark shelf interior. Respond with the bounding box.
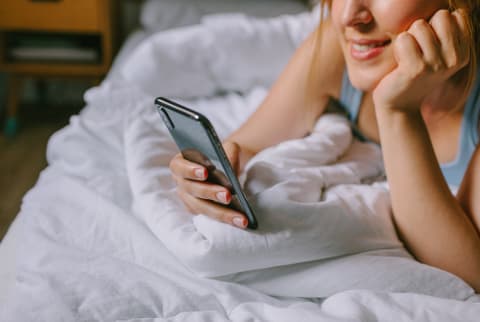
[3,31,102,64]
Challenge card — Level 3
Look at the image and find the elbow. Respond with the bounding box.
[460,260,480,294]
[468,278,480,294]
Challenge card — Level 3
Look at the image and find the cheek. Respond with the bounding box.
[375,1,448,34]
[329,4,342,33]
[375,2,413,32]
[331,0,448,91]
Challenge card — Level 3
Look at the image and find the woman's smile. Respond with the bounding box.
[349,38,392,61]
[331,0,448,90]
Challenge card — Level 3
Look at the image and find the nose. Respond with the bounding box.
[341,0,373,27]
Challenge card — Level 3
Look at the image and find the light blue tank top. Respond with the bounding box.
[338,71,480,187]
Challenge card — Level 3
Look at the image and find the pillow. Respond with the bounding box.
[120,10,316,98]
[140,0,309,32]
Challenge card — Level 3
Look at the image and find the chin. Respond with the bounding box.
[345,59,396,92]
[348,71,380,91]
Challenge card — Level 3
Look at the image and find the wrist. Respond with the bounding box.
[223,140,257,172]
[238,146,257,172]
[372,84,425,117]
[374,103,424,134]
[374,100,422,119]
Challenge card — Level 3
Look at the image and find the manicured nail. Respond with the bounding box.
[233,217,247,228]
[216,191,228,204]
[194,168,206,179]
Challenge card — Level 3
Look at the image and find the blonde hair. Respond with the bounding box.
[448,0,480,95]
[308,0,479,104]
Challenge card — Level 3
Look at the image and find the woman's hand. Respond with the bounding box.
[373,9,470,112]
[169,141,250,229]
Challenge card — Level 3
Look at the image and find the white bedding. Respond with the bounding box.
[1,9,480,322]
[127,98,473,299]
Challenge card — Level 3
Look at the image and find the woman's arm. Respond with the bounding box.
[169,19,344,227]
[373,10,480,291]
[375,108,480,292]
[227,19,344,170]
[457,145,480,236]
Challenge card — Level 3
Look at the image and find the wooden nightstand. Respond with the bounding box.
[0,0,118,136]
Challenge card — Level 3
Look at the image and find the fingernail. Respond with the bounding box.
[233,217,247,228]
[194,168,206,179]
[216,191,228,204]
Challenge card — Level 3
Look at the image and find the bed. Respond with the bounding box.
[1,1,480,321]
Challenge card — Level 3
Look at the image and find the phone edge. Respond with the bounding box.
[154,97,258,229]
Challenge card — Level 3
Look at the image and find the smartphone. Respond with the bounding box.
[155,97,258,229]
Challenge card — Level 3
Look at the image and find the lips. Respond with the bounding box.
[352,39,391,52]
[349,38,392,61]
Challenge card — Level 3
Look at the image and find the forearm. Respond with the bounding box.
[225,98,309,171]
[376,108,480,291]
[226,86,331,171]
[226,96,313,154]
[226,21,343,170]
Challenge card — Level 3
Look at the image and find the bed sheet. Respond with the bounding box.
[1,8,480,322]
[108,29,151,80]
[0,79,479,321]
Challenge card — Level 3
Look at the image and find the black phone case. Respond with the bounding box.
[155,97,258,229]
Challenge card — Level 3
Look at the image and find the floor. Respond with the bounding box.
[0,103,81,240]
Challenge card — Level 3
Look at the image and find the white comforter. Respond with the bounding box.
[1,11,480,322]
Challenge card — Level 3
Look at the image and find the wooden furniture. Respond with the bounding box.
[0,0,118,136]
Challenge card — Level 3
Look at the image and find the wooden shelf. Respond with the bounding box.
[0,0,101,33]
[0,62,109,77]
[0,0,118,136]
[0,0,116,76]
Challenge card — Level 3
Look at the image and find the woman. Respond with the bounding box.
[170,0,480,291]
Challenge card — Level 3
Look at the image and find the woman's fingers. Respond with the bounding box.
[407,19,444,71]
[429,9,469,73]
[169,143,249,229]
[169,153,207,181]
[393,31,424,79]
[173,173,231,204]
[449,9,470,68]
[178,188,248,229]
[373,8,472,111]
[394,8,471,84]
[430,9,459,70]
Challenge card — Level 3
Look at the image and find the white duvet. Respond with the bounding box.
[1,10,480,322]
